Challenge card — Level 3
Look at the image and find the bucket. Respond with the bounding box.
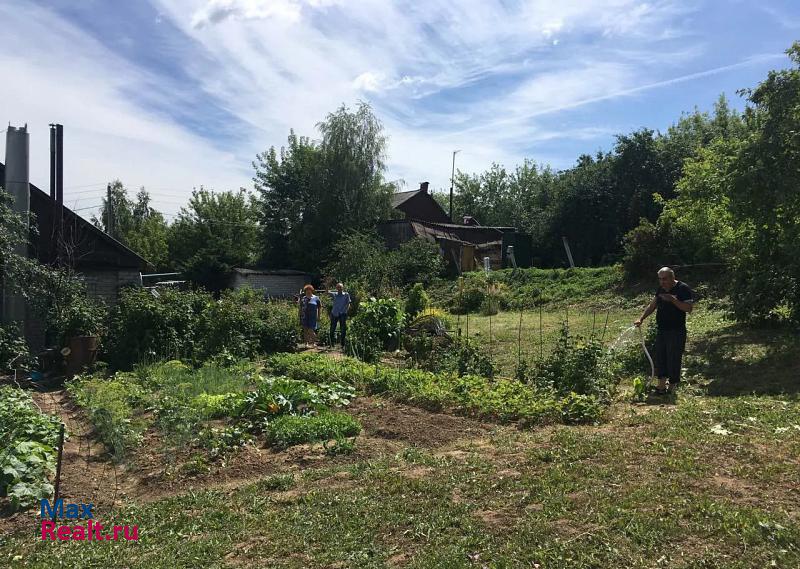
[65,335,99,376]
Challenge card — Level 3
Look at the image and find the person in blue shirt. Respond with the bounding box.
[329,282,351,348]
[299,284,321,347]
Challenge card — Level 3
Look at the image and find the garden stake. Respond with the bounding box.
[52,422,65,522]
[539,306,543,361]
[601,309,610,342]
[517,308,523,370]
[591,311,597,341]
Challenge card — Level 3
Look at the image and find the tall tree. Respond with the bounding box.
[167,189,260,293]
[253,102,394,271]
[93,181,169,269]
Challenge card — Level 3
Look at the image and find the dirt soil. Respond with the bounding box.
[0,388,494,535]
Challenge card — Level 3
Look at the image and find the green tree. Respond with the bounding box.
[254,102,394,270]
[167,189,260,293]
[725,42,800,323]
[93,181,169,269]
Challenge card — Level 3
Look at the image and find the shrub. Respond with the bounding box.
[105,287,299,370]
[0,322,30,372]
[197,289,299,359]
[346,297,404,362]
[391,238,445,286]
[325,233,444,296]
[532,324,617,399]
[410,336,495,378]
[404,283,429,319]
[266,412,361,448]
[105,287,211,369]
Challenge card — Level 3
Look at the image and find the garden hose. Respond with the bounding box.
[613,325,656,389]
[638,325,655,381]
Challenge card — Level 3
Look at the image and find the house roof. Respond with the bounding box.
[1,161,150,270]
[390,189,422,209]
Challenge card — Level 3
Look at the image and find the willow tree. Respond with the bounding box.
[253,102,394,271]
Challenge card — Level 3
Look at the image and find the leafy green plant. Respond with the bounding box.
[0,322,30,372]
[0,386,61,510]
[105,287,212,369]
[560,392,603,424]
[56,294,107,339]
[404,283,429,319]
[266,412,361,448]
[346,297,404,361]
[197,289,299,360]
[410,336,495,378]
[198,426,254,460]
[67,374,147,460]
[532,323,617,399]
[192,393,246,419]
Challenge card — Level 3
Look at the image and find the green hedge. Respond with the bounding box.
[105,287,300,369]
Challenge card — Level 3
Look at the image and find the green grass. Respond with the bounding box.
[6,295,798,567]
[5,389,798,568]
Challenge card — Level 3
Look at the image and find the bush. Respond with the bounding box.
[105,288,211,369]
[266,412,361,448]
[526,324,617,399]
[325,233,444,296]
[105,287,299,370]
[409,336,495,378]
[404,283,429,319]
[346,297,404,362]
[391,238,445,286]
[0,322,30,372]
[197,289,299,360]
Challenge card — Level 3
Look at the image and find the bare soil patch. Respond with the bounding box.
[348,396,492,447]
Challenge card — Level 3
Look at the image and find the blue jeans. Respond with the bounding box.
[330,314,347,346]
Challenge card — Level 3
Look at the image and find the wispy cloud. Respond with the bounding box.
[3,0,798,214]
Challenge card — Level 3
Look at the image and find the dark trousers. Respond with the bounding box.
[655,328,686,385]
[330,314,347,346]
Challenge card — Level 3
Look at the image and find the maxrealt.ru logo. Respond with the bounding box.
[39,499,138,541]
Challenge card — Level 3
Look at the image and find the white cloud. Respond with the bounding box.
[0,2,251,219]
[191,0,341,28]
[6,0,757,214]
[352,71,385,92]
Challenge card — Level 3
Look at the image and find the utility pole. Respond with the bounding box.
[106,183,113,238]
[449,149,461,222]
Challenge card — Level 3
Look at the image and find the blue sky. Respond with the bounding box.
[1,0,798,219]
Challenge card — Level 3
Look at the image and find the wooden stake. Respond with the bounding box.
[52,423,65,521]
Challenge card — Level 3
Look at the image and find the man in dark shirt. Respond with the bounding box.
[634,267,695,394]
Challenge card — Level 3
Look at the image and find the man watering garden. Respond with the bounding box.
[634,267,695,395]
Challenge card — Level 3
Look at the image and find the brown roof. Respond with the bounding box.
[391,189,423,208]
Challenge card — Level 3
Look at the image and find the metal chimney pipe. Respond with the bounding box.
[4,125,30,228]
[49,124,56,199]
[3,125,30,326]
[55,124,64,206]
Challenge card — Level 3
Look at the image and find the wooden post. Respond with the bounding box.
[52,423,65,521]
